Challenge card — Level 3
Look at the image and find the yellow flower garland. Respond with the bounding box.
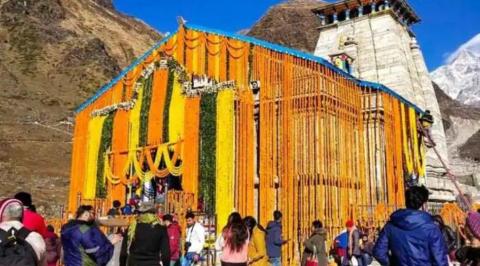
[409,108,425,178]
[168,74,185,142]
[401,104,414,175]
[126,83,146,181]
[161,144,183,176]
[83,116,107,199]
[215,89,235,230]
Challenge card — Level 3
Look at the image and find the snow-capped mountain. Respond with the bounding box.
[431,33,480,106]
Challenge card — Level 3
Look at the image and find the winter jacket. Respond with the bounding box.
[347,228,361,256]
[61,220,114,266]
[334,230,348,257]
[266,221,284,258]
[23,208,48,238]
[0,220,47,265]
[248,227,268,266]
[167,222,181,260]
[373,209,448,266]
[120,222,170,266]
[301,228,328,266]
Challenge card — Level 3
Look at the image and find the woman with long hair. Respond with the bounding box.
[215,212,249,266]
[244,216,268,266]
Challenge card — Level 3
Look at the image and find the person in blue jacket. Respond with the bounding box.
[61,205,119,266]
[373,186,448,266]
[266,210,288,266]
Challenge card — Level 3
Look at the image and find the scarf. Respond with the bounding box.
[127,213,161,253]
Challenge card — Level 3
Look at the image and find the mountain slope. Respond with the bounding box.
[0,0,161,216]
[431,34,480,107]
[431,33,480,175]
[247,0,326,53]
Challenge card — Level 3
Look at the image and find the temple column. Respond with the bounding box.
[359,5,364,16]
[372,2,377,13]
[333,13,338,23]
[346,9,351,20]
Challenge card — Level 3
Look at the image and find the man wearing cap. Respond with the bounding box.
[120,201,170,266]
[14,191,48,238]
[0,198,47,265]
[373,186,448,266]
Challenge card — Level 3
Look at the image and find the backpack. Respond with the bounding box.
[0,227,38,266]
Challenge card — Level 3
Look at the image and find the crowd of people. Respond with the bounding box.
[0,187,479,266]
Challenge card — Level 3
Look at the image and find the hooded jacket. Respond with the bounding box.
[166,222,181,261]
[23,208,48,238]
[266,221,284,258]
[61,220,114,266]
[301,228,328,266]
[373,209,448,266]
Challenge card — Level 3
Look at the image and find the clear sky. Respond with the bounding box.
[114,0,480,71]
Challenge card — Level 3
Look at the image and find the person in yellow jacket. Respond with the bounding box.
[244,216,268,266]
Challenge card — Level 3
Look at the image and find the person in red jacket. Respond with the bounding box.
[14,192,48,238]
[163,214,181,266]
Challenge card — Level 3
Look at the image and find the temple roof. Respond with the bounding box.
[75,23,424,114]
[312,0,421,25]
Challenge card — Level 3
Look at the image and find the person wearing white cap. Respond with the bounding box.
[0,198,47,266]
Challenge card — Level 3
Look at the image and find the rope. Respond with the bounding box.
[418,123,472,209]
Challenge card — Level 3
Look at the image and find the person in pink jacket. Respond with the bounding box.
[216,212,249,266]
[14,192,48,238]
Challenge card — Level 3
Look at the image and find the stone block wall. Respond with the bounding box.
[314,10,453,200]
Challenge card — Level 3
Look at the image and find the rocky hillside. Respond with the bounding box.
[0,0,161,216]
[247,0,326,53]
[433,83,480,175]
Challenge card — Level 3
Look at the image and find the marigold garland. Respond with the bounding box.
[127,79,145,179]
[83,115,107,200]
[168,72,185,142]
[215,89,235,231]
[183,97,201,209]
[148,69,168,144]
[401,104,414,176]
[163,67,175,141]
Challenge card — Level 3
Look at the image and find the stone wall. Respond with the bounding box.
[314,9,453,200]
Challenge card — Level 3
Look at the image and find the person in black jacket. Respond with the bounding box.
[120,201,170,266]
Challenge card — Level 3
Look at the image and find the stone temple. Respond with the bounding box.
[311,0,457,204]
